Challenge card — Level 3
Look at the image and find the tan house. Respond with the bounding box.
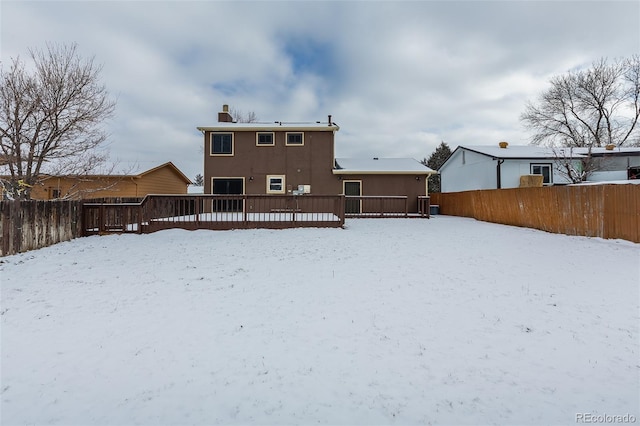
[30,162,191,200]
[198,105,435,213]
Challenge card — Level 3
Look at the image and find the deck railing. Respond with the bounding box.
[83,194,430,236]
[83,194,346,235]
[345,195,430,218]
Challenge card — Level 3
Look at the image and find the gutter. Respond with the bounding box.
[496,159,505,189]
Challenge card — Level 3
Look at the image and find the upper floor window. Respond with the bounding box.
[531,163,552,184]
[210,133,233,156]
[256,132,274,146]
[286,132,304,146]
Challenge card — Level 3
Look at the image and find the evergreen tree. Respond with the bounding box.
[422,141,452,193]
[193,173,204,186]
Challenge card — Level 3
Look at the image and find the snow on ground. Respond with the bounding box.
[1,217,639,425]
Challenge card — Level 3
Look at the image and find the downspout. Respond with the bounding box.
[496,159,505,189]
[131,177,138,197]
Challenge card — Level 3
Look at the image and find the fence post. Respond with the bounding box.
[137,201,143,234]
[12,198,22,254]
[243,195,247,224]
[195,195,200,227]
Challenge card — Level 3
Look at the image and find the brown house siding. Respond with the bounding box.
[204,130,340,196]
[341,174,427,212]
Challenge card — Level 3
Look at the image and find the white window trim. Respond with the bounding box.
[266,175,286,194]
[210,132,234,156]
[285,132,304,146]
[256,132,275,146]
[530,163,553,185]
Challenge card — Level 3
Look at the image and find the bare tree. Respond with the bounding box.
[521,56,640,182]
[521,56,640,149]
[229,107,258,123]
[0,43,116,199]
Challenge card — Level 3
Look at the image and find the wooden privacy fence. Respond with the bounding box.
[430,184,640,243]
[0,199,83,256]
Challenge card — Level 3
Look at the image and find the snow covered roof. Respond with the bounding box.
[460,145,570,159]
[188,185,204,194]
[197,122,339,132]
[333,158,436,175]
[459,145,640,159]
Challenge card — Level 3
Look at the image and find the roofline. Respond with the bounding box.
[138,161,192,184]
[460,145,562,160]
[197,124,340,132]
[332,169,437,175]
[28,162,193,184]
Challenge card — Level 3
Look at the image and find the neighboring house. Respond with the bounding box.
[27,162,191,200]
[439,143,640,193]
[197,105,435,211]
[587,147,640,181]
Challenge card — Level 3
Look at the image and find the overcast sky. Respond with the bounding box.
[2,1,639,180]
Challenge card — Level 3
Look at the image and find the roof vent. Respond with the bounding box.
[373,157,379,160]
[499,141,509,149]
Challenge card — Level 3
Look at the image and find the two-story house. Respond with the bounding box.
[198,105,435,214]
[198,105,341,199]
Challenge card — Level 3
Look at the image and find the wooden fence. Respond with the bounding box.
[430,184,640,243]
[1,194,431,256]
[0,199,83,256]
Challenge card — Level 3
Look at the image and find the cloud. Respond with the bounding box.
[2,0,638,180]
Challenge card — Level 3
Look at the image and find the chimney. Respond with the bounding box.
[499,141,509,149]
[605,144,616,151]
[218,104,233,123]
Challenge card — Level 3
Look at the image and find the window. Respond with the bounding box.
[210,133,233,155]
[266,175,286,194]
[51,189,61,199]
[286,132,304,146]
[256,132,274,146]
[531,164,552,184]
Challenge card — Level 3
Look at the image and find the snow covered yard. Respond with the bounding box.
[1,216,638,425]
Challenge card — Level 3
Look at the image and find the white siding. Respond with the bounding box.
[440,146,640,192]
[441,150,497,192]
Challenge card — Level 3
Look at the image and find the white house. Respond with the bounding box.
[439,143,640,193]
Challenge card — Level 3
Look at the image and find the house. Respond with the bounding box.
[197,105,435,213]
[439,142,640,193]
[198,106,341,198]
[28,162,192,200]
[333,158,433,213]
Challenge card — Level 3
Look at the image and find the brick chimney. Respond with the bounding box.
[218,104,233,123]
